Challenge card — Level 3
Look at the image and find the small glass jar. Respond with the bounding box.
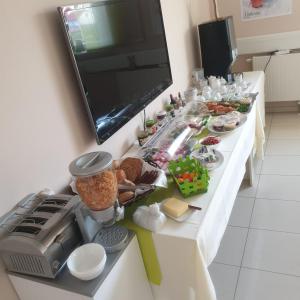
[69,151,117,211]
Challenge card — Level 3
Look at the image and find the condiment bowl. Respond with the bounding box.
[67,243,106,281]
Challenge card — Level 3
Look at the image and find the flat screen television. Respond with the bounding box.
[58,0,172,144]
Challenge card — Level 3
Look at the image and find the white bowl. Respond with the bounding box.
[67,243,107,281]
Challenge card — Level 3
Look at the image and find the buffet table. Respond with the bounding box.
[6,72,265,300]
[131,71,265,300]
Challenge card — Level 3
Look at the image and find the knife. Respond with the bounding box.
[188,204,202,211]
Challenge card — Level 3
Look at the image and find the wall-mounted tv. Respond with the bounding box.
[58,0,172,144]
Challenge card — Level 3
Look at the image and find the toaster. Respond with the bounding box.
[0,193,82,278]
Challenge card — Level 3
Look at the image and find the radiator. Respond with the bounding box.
[252,52,300,102]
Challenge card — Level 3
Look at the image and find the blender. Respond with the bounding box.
[69,151,128,253]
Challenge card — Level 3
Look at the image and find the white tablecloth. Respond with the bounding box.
[149,71,265,300]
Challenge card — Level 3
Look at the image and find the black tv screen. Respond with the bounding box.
[58,0,172,144]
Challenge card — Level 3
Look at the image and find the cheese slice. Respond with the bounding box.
[162,198,188,218]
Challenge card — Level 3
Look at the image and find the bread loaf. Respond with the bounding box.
[119,191,135,204]
[120,157,143,182]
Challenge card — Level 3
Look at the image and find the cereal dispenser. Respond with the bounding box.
[69,151,128,253]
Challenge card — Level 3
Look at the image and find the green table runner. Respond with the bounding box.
[119,178,175,285]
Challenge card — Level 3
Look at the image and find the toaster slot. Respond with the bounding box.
[13,225,41,235]
[21,217,48,226]
[34,206,61,214]
[42,199,68,207]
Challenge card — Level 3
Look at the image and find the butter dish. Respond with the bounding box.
[160,199,196,223]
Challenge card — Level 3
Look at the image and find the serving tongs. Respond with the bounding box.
[118,183,156,206]
[118,183,155,195]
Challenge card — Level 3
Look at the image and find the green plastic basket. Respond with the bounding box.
[168,156,210,198]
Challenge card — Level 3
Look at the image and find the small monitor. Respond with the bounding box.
[198,17,238,79]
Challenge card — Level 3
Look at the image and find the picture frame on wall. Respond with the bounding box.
[241,0,293,21]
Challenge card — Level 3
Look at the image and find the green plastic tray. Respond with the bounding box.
[168,156,209,198]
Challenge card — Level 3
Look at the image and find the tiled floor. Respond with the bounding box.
[209,112,300,300]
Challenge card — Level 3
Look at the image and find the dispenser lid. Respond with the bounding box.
[69,151,113,176]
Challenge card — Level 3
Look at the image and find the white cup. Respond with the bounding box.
[215,92,222,101]
[198,95,206,102]
[240,81,248,89]
[231,83,237,90]
[202,90,212,100]
[184,88,198,101]
[211,79,221,91]
[220,85,228,94]
[199,79,208,90]
[235,86,242,95]
[220,77,227,85]
[202,85,212,94]
[234,73,243,84]
[208,76,217,86]
[192,68,204,82]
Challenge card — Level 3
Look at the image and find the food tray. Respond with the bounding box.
[168,157,209,198]
[191,148,224,171]
[184,101,210,117]
[207,92,258,115]
[207,113,247,134]
[139,122,198,170]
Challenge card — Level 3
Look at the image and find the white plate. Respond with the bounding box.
[160,200,196,222]
[207,114,247,134]
[191,149,224,171]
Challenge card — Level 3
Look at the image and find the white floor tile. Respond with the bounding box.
[264,115,272,139]
[269,125,300,139]
[229,197,255,228]
[238,177,259,198]
[242,229,300,276]
[261,155,300,175]
[254,158,263,175]
[209,263,239,300]
[257,175,300,201]
[251,198,300,233]
[266,139,300,156]
[269,113,300,139]
[215,226,248,266]
[266,112,300,140]
[265,113,272,126]
[235,268,300,300]
[271,113,300,125]
[264,127,270,140]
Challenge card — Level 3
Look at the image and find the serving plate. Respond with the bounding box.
[191,149,224,171]
[207,114,247,134]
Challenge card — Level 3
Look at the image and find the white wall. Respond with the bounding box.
[218,0,300,72]
[218,0,300,38]
[0,0,212,298]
